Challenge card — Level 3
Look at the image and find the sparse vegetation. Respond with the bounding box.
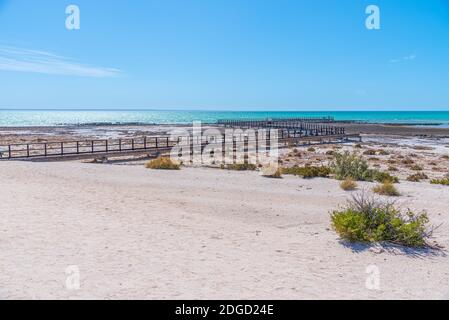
[410,164,423,171]
[331,192,435,248]
[377,149,390,155]
[340,178,358,191]
[282,166,331,179]
[388,166,399,172]
[430,178,449,186]
[373,182,400,196]
[307,147,316,152]
[363,149,377,156]
[354,143,363,149]
[401,158,414,165]
[331,151,369,181]
[407,173,429,182]
[331,151,398,183]
[146,157,181,170]
[224,163,257,171]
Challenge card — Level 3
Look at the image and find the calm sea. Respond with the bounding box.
[1,110,449,127]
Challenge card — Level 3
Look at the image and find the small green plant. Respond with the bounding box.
[326,150,336,156]
[354,143,363,149]
[365,170,399,183]
[340,178,357,191]
[377,149,390,156]
[407,173,429,182]
[331,192,435,247]
[430,178,449,186]
[146,157,181,170]
[307,147,316,152]
[331,151,398,183]
[373,182,400,196]
[388,166,399,172]
[331,151,369,181]
[410,164,423,171]
[282,166,331,178]
[225,163,257,171]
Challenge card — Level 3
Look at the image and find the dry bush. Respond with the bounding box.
[146,157,181,170]
[340,178,358,191]
[373,182,400,197]
[407,173,429,182]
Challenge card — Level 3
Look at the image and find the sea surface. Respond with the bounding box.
[1,110,449,127]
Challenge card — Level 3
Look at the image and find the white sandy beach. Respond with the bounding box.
[1,160,448,300]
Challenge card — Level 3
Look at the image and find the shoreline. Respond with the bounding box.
[2,122,449,146]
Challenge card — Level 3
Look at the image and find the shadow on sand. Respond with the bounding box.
[340,241,446,259]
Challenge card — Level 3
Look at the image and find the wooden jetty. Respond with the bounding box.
[0,130,361,161]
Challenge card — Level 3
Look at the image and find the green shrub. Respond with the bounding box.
[340,178,357,191]
[430,178,449,186]
[326,150,336,156]
[331,151,369,181]
[331,151,398,183]
[146,157,181,170]
[377,149,390,155]
[225,163,257,171]
[407,173,429,182]
[307,147,316,152]
[331,193,433,247]
[388,166,399,172]
[282,166,331,178]
[354,143,363,149]
[410,164,423,171]
[366,170,399,183]
[373,182,400,196]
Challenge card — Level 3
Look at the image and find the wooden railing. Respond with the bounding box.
[0,128,359,160]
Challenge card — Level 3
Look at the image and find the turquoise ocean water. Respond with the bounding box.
[1,110,449,127]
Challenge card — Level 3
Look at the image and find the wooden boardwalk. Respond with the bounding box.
[0,129,361,161]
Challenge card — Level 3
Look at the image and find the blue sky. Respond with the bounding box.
[0,0,449,110]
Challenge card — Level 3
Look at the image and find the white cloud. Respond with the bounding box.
[0,45,121,77]
[389,54,417,64]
